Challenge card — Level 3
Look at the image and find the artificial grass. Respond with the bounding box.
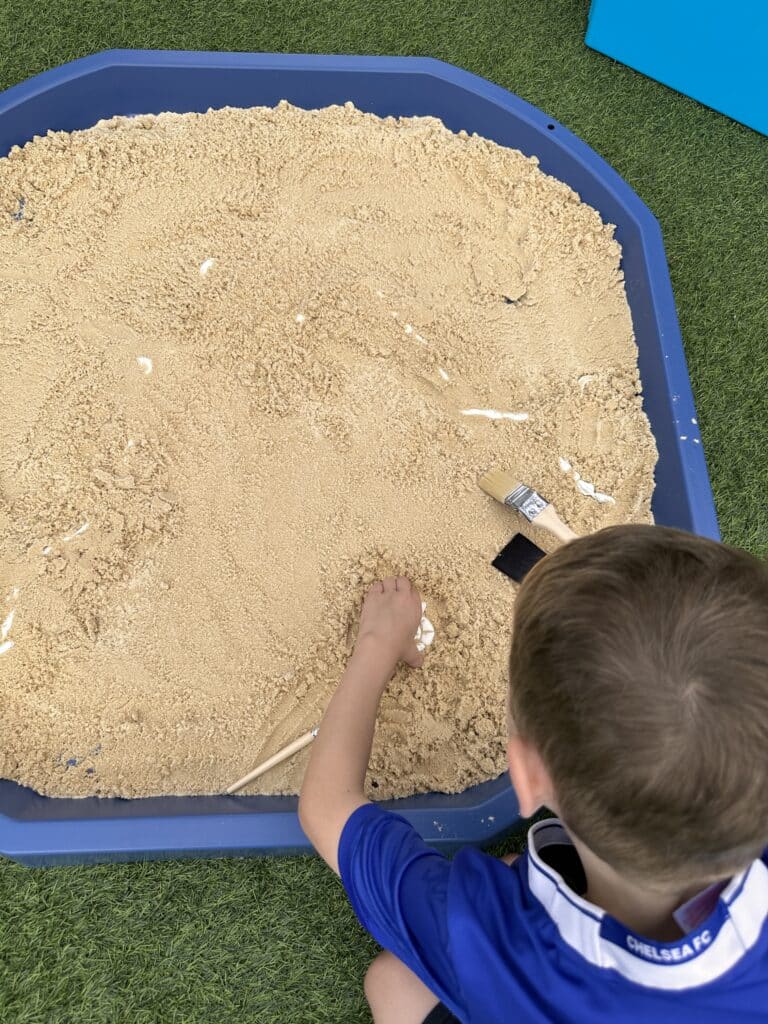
[0,1,766,1021]
[0,854,380,1023]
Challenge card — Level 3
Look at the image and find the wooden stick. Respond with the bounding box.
[532,504,580,543]
[226,728,318,794]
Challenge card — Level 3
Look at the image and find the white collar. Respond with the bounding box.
[526,818,768,991]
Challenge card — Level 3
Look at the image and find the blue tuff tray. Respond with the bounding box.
[0,50,718,866]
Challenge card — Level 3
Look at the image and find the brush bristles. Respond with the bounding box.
[478,469,520,505]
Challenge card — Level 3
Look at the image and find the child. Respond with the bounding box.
[298,524,768,1023]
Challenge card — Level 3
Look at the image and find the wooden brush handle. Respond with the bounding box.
[533,504,579,543]
[226,728,318,794]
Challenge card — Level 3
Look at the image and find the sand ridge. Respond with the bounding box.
[0,102,656,798]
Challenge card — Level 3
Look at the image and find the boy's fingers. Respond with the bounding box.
[368,581,384,595]
[395,576,410,592]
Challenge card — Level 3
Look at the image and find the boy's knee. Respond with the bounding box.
[363,951,391,1008]
[364,951,439,1024]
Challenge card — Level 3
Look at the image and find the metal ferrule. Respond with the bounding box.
[504,483,548,522]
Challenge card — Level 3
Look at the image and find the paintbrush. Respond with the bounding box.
[226,728,319,794]
[479,470,579,544]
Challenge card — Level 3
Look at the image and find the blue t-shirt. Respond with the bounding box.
[339,805,768,1023]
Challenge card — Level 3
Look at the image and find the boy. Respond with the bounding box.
[298,524,768,1023]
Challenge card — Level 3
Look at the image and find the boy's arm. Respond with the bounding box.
[298,577,424,874]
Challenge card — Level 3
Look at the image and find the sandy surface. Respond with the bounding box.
[0,103,656,799]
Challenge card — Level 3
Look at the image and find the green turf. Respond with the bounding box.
[0,2,766,1021]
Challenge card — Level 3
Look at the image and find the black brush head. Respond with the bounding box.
[492,533,546,583]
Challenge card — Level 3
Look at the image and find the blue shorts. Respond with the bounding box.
[424,1005,460,1024]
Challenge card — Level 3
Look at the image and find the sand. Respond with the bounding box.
[0,102,657,799]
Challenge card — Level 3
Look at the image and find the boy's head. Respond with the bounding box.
[507,524,768,889]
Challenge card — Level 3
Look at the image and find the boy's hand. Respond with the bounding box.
[300,575,424,872]
[355,576,425,670]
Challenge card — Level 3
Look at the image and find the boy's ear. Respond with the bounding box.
[507,734,557,819]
